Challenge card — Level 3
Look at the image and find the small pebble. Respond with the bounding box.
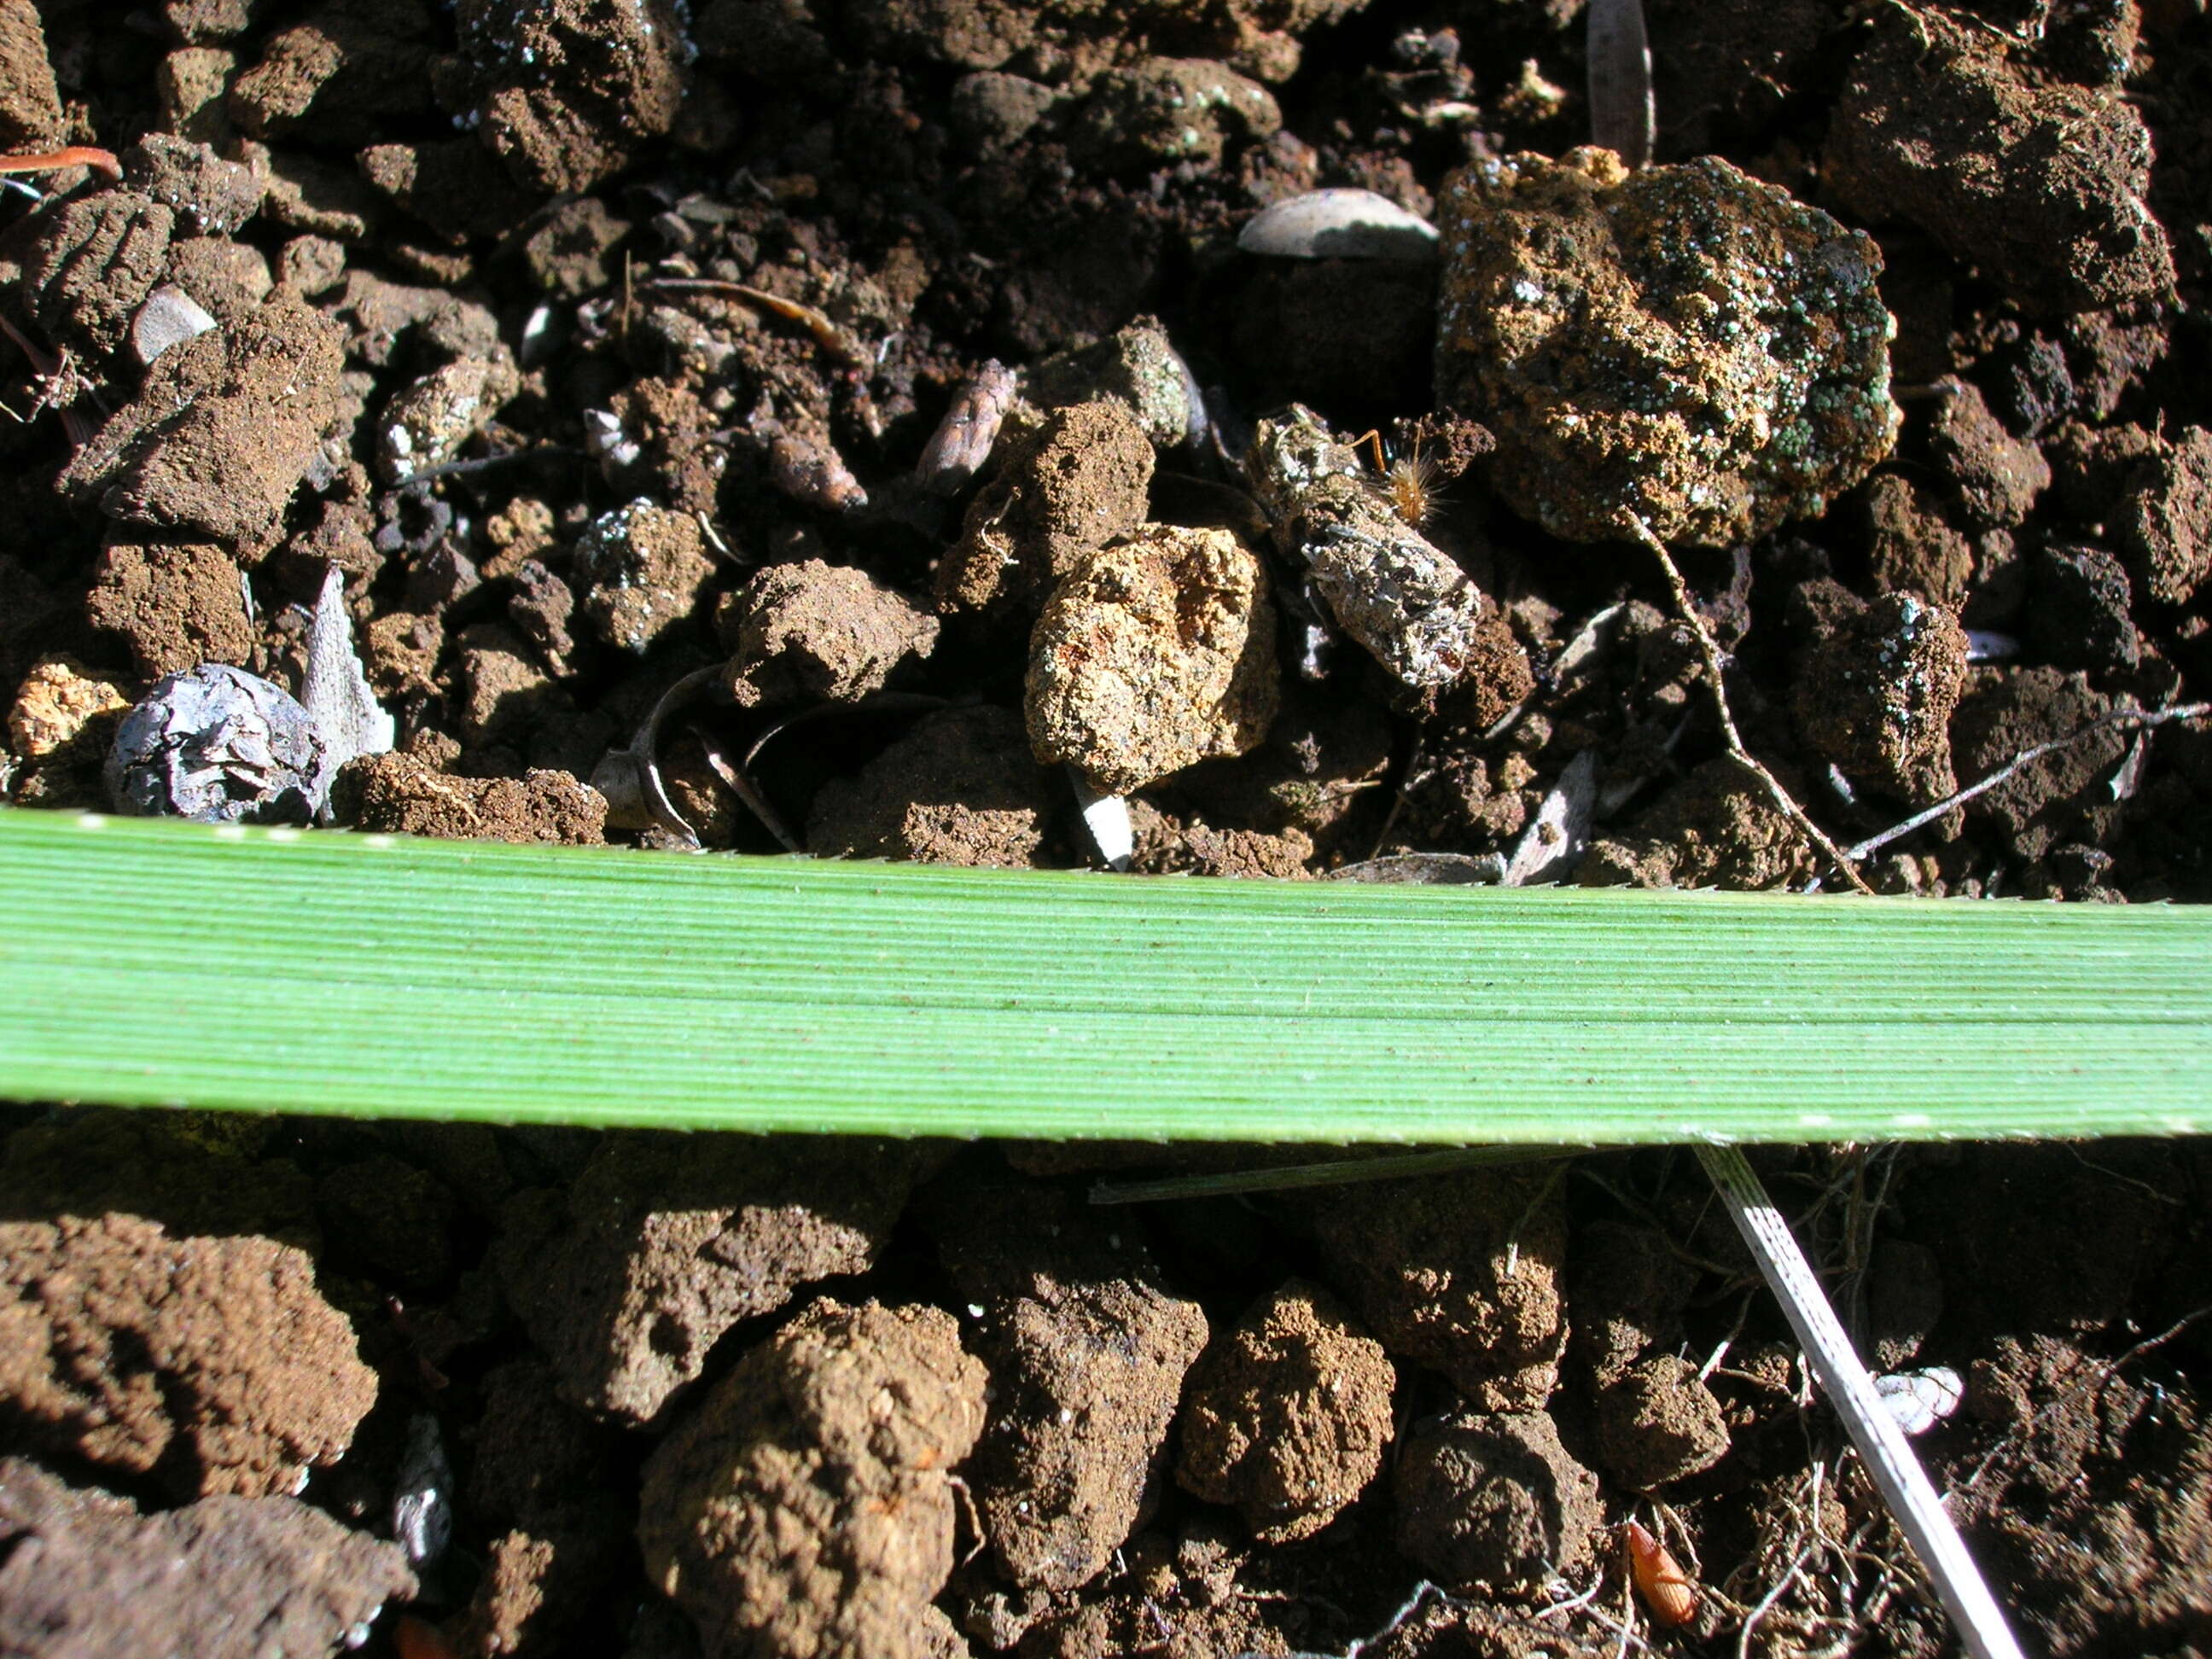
[129,283,217,365]
[1237,189,1438,262]
[106,663,327,824]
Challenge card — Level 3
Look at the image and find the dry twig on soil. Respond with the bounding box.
[1621,512,1877,895]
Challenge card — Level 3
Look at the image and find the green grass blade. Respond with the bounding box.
[0,806,2205,1142]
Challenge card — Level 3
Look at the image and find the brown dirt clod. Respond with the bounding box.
[637,1296,987,1659]
[1174,1279,1396,1544]
[0,1213,378,1499]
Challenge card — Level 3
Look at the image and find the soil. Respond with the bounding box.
[2,0,2211,1655]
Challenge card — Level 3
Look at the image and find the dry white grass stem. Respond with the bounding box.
[1696,1144,2026,1659]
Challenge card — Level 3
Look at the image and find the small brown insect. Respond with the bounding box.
[1624,1519,1698,1627]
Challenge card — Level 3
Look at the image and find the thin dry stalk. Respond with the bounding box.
[1844,701,2212,862]
[1621,513,1877,895]
[1697,1144,2026,1659]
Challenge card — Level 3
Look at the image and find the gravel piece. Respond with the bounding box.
[1790,587,1970,806]
[940,401,1155,614]
[808,704,1061,868]
[637,1298,987,1659]
[0,1214,378,1498]
[457,0,692,196]
[2115,426,2212,608]
[720,560,940,709]
[7,658,129,762]
[106,663,327,824]
[1435,147,1898,545]
[573,499,717,655]
[1026,524,1278,794]
[61,295,347,554]
[918,1178,1208,1590]
[1066,57,1280,172]
[1593,1354,1731,1488]
[1174,1280,1395,1543]
[330,751,607,844]
[1307,1164,1568,1412]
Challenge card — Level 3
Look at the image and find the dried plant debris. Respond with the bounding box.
[1435,148,1899,546]
[1244,405,1528,716]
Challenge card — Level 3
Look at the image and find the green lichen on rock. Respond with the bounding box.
[1435,147,1900,547]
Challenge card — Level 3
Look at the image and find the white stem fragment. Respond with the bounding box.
[300,563,395,817]
[1694,1145,2025,1659]
[1068,768,1133,871]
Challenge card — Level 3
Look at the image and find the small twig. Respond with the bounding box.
[640,278,870,368]
[1843,701,2212,862]
[1621,513,1877,895]
[0,144,121,179]
[1696,1145,2026,1659]
[692,720,804,853]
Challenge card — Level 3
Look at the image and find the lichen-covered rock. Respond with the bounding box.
[940,400,1154,614]
[1435,147,1898,546]
[1307,1164,1568,1412]
[0,1214,378,1499]
[496,1134,932,1423]
[1175,1281,1395,1544]
[1026,525,1278,795]
[1825,5,2174,316]
[1790,587,1969,806]
[637,1298,987,1659]
[572,500,715,655]
[1393,1410,1603,1587]
[61,295,346,553]
[0,1458,415,1659]
[719,560,940,709]
[918,1179,1208,1591]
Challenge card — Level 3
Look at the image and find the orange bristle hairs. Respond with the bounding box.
[1624,1519,1698,1628]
